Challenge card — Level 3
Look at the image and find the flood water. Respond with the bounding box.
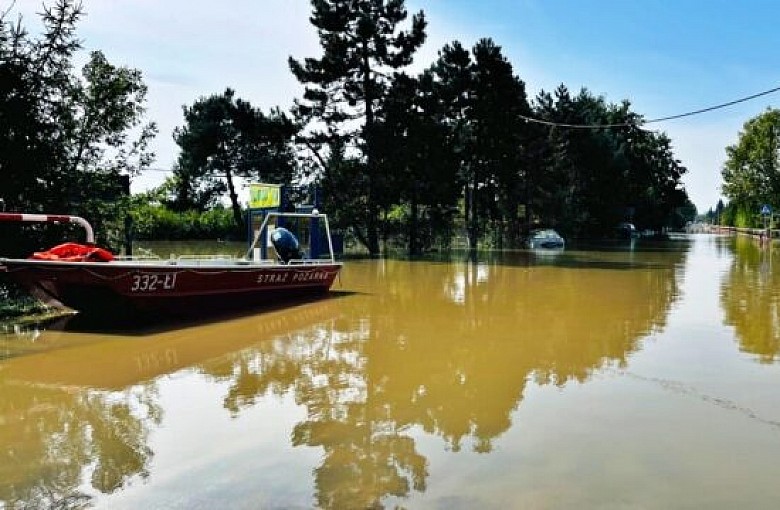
[2,234,780,509]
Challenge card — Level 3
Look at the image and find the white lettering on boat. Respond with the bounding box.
[254,270,332,285]
[291,270,330,282]
[256,273,289,284]
[131,273,177,292]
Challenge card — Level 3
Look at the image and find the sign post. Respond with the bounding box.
[761,204,772,245]
[249,184,281,209]
[247,184,283,260]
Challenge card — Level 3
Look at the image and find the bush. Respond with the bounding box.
[0,276,49,320]
[130,204,242,240]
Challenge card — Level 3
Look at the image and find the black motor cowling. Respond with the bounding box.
[270,227,303,263]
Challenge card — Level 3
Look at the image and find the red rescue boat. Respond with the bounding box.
[0,211,342,319]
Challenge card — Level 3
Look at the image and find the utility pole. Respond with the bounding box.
[769,122,777,241]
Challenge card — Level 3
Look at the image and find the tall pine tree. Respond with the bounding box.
[174,89,297,229]
[289,0,426,255]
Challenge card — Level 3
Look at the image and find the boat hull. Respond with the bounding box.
[1,259,342,319]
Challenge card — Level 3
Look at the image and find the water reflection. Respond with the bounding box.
[199,249,686,508]
[0,245,688,508]
[0,380,158,508]
[721,236,780,362]
[0,300,344,508]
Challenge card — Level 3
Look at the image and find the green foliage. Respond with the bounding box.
[173,88,297,229]
[290,0,427,255]
[716,201,759,228]
[433,39,534,248]
[734,207,754,228]
[130,203,241,240]
[720,203,735,226]
[674,199,698,227]
[375,72,460,255]
[292,1,690,251]
[532,87,687,237]
[0,0,698,269]
[0,0,156,248]
[722,109,780,215]
[381,203,454,254]
[0,277,49,319]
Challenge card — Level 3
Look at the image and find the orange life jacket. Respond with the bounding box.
[30,242,114,262]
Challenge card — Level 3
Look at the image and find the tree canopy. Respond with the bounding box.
[172,88,298,228]
[722,109,780,212]
[0,0,156,249]
[0,0,696,256]
[289,0,427,255]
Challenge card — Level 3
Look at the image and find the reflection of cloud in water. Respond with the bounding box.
[616,369,780,432]
[446,262,491,305]
[0,247,687,509]
[207,250,685,508]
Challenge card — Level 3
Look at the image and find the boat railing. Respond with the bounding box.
[247,210,337,264]
[0,212,95,244]
[114,255,161,261]
[287,258,339,266]
[176,254,236,261]
[112,255,285,267]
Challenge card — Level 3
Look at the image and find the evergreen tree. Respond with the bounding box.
[532,87,688,236]
[290,0,427,255]
[376,72,459,255]
[430,39,532,248]
[468,39,532,248]
[173,88,297,228]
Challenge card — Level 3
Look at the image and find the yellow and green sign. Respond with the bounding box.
[249,184,281,209]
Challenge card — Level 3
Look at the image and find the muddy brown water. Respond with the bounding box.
[2,235,780,509]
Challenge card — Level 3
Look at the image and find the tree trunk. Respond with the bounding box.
[351,223,371,252]
[362,43,380,257]
[409,186,418,257]
[464,181,471,248]
[225,168,244,230]
[468,170,479,251]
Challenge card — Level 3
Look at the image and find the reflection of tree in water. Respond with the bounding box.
[0,381,161,509]
[369,253,684,454]
[204,316,428,509]
[210,249,685,509]
[721,237,780,362]
[292,406,428,509]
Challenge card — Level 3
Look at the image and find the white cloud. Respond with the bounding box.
[663,121,735,211]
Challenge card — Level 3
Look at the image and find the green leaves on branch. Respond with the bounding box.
[290,0,427,255]
[722,109,780,216]
[0,0,156,248]
[172,88,298,229]
[291,2,691,251]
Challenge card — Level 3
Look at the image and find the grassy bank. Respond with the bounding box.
[0,276,51,320]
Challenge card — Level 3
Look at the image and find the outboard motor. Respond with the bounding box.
[270,227,303,263]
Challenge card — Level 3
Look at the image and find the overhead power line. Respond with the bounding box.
[518,84,780,130]
[139,86,780,161]
[518,116,632,129]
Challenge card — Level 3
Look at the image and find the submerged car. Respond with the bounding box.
[526,229,565,249]
[616,222,640,239]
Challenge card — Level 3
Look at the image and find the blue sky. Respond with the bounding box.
[8,0,780,212]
